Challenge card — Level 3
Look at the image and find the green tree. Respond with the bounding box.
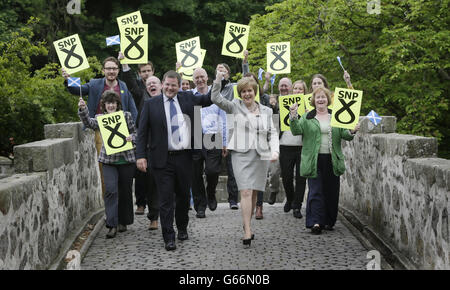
[0,18,101,159]
[247,0,449,158]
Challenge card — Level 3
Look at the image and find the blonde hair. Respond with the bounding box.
[237,77,258,98]
[310,87,332,108]
[293,80,308,94]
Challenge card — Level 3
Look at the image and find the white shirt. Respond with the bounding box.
[163,94,190,150]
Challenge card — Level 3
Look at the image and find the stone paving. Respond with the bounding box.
[81,203,374,270]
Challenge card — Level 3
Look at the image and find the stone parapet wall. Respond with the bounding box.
[340,116,449,269]
[0,122,103,269]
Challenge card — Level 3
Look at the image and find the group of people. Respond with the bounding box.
[62,49,359,251]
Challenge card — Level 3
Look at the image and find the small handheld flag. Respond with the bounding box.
[270,74,276,86]
[106,35,120,46]
[68,77,81,87]
[337,56,346,72]
[258,68,264,81]
[367,110,382,126]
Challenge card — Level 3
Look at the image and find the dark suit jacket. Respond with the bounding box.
[136,90,212,169]
[66,77,138,122]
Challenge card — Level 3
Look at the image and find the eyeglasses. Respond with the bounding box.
[104,67,119,71]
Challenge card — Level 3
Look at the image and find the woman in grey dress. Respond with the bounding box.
[211,72,279,247]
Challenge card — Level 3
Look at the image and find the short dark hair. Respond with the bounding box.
[138,62,154,72]
[102,57,120,68]
[163,70,181,84]
[100,90,122,113]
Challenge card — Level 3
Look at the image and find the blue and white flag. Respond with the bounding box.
[258,68,264,81]
[367,110,382,126]
[68,77,81,87]
[270,74,276,86]
[337,56,346,71]
[106,35,120,46]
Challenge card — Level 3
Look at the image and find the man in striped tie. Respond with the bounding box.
[136,70,212,251]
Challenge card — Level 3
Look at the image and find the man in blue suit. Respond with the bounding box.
[136,70,212,251]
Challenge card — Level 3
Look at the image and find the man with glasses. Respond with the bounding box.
[62,56,138,196]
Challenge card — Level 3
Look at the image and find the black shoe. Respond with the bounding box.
[293,208,303,219]
[177,231,189,241]
[196,210,206,218]
[207,196,217,211]
[229,201,239,210]
[118,224,127,232]
[106,227,117,239]
[165,240,176,251]
[324,225,334,231]
[311,225,322,235]
[268,192,277,205]
[243,238,252,248]
[283,202,292,213]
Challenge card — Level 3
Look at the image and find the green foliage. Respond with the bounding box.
[0,18,85,158]
[247,0,450,158]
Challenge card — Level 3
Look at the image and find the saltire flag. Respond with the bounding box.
[258,68,264,80]
[106,35,120,46]
[68,77,81,87]
[367,110,382,126]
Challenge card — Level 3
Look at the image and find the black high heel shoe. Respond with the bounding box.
[243,238,252,248]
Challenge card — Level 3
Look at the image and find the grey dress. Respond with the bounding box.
[211,81,279,191]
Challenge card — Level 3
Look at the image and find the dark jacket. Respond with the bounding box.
[66,77,138,122]
[120,70,151,128]
[136,90,212,169]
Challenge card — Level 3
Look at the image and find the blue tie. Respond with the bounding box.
[169,98,180,144]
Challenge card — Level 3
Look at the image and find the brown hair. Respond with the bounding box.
[138,62,154,73]
[100,90,122,113]
[237,77,258,98]
[162,70,181,84]
[244,72,263,97]
[310,74,329,91]
[310,87,332,108]
[102,56,120,68]
[215,63,231,75]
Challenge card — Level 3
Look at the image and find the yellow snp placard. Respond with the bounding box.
[233,85,260,103]
[176,37,202,75]
[119,24,148,64]
[180,49,206,81]
[117,11,143,27]
[303,93,314,112]
[267,42,290,74]
[53,34,90,75]
[279,94,305,131]
[330,88,363,130]
[97,111,133,155]
[221,22,250,59]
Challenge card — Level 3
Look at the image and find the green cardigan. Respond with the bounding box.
[290,109,354,178]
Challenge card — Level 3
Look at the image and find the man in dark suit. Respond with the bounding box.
[136,70,212,251]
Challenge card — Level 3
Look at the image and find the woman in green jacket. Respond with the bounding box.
[289,87,359,234]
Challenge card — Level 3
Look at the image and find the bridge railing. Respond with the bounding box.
[0,122,103,270]
[340,116,449,270]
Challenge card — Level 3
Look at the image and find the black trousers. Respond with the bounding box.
[279,145,306,209]
[153,151,192,243]
[226,153,239,203]
[191,148,222,212]
[134,166,159,221]
[306,154,340,228]
[103,163,135,228]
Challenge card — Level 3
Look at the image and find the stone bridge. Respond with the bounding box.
[0,116,448,269]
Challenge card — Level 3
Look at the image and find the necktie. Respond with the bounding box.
[169,98,180,144]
